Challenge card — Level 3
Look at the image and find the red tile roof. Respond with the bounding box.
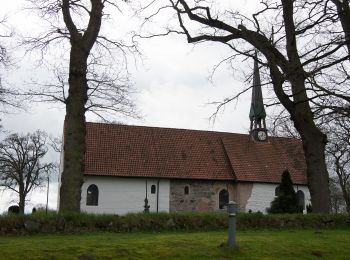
[84,122,307,185]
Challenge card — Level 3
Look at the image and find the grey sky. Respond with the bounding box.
[0,0,262,213]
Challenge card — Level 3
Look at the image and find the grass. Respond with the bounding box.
[0,229,349,259]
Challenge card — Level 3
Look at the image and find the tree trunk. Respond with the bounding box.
[59,45,88,213]
[332,0,350,56]
[18,193,25,214]
[290,101,331,213]
[58,0,103,213]
[300,131,330,213]
[343,192,350,213]
[339,181,350,213]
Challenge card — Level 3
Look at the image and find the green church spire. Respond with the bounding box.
[249,52,266,122]
[249,52,267,141]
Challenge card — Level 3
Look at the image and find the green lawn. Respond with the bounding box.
[0,229,349,259]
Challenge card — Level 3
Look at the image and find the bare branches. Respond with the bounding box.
[0,16,23,112]
[166,0,349,123]
[0,130,55,213]
[324,116,350,212]
[23,0,139,122]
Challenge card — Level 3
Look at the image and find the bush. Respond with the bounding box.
[8,205,20,215]
[0,212,349,235]
[268,170,300,214]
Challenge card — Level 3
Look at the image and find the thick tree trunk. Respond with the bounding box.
[281,0,331,212]
[59,45,88,212]
[285,103,331,213]
[283,93,331,213]
[332,0,350,56]
[58,0,103,213]
[287,79,331,213]
[299,128,330,213]
[293,93,331,213]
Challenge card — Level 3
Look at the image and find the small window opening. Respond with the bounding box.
[297,190,305,211]
[184,186,189,195]
[219,189,229,209]
[86,184,99,206]
[151,184,156,194]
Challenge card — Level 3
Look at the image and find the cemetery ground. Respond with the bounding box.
[0,228,349,259]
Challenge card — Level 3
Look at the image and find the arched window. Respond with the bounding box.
[275,186,280,196]
[86,184,99,206]
[297,190,305,210]
[151,184,156,194]
[184,186,189,195]
[219,189,229,209]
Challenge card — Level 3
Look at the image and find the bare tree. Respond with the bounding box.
[325,117,350,213]
[0,19,9,67]
[24,0,138,212]
[329,177,347,213]
[0,17,20,111]
[139,0,350,212]
[0,131,54,214]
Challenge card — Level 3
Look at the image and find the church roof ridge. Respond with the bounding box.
[86,121,300,142]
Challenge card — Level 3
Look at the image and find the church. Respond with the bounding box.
[58,58,311,214]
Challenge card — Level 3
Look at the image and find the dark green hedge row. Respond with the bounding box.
[0,212,349,235]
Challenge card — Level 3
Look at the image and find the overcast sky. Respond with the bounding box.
[0,0,263,213]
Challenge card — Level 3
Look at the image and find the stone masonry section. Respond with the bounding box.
[169,179,235,212]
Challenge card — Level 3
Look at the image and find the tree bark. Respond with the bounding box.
[18,190,25,214]
[281,0,330,213]
[59,0,103,213]
[59,45,88,212]
[332,0,350,56]
[294,118,330,213]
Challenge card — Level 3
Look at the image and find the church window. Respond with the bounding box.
[151,184,156,194]
[184,186,189,195]
[86,184,99,206]
[297,190,305,210]
[219,189,229,209]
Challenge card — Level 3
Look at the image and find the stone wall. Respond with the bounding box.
[234,183,254,212]
[169,179,234,212]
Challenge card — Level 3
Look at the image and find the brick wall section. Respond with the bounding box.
[169,179,235,212]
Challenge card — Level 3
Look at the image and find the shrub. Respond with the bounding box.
[268,169,300,214]
[0,212,349,235]
[8,205,20,215]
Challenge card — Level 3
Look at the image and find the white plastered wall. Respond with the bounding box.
[245,183,311,213]
[81,176,170,215]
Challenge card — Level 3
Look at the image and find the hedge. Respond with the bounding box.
[0,212,349,235]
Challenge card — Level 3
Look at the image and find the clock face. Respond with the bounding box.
[257,131,267,141]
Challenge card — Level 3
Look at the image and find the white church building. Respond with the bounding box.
[70,123,310,215]
[57,58,311,214]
